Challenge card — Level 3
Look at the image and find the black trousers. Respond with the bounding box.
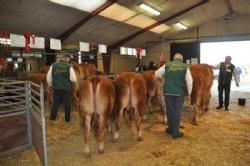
[218,83,231,109]
[50,89,71,122]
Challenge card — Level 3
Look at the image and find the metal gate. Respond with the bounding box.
[0,78,48,166]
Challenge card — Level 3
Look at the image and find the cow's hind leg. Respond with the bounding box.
[83,113,92,157]
[147,96,153,113]
[205,93,211,111]
[113,108,124,142]
[192,104,200,126]
[143,96,152,121]
[97,114,106,154]
[135,107,144,141]
[158,95,167,123]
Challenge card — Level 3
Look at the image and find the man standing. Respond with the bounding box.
[46,54,77,123]
[215,56,239,111]
[155,53,193,139]
[236,66,242,82]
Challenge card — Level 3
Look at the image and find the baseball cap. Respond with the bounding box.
[63,53,71,58]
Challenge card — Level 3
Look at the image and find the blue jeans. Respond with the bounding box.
[165,95,184,137]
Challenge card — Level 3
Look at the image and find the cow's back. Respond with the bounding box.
[189,64,214,123]
[95,76,115,116]
[113,75,130,113]
[78,75,115,157]
[117,72,146,109]
[190,64,213,104]
[141,70,166,122]
[72,64,98,107]
[141,70,157,97]
[113,72,146,141]
[78,78,94,113]
[79,76,115,115]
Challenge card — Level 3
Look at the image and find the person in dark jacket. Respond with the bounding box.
[214,56,239,111]
[46,54,77,123]
[134,61,145,73]
[147,61,157,70]
[155,53,193,139]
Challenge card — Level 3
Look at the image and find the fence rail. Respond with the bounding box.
[0,78,48,166]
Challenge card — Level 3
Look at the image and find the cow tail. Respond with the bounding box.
[128,78,135,121]
[128,78,133,109]
[112,81,120,122]
[91,113,99,138]
[91,76,100,138]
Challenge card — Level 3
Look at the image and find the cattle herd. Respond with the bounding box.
[4,62,214,157]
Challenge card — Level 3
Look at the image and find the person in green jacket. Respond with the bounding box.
[155,53,193,139]
[46,54,77,123]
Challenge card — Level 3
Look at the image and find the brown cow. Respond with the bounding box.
[78,76,115,157]
[72,63,97,107]
[72,64,84,105]
[155,76,166,121]
[17,73,52,105]
[78,63,97,78]
[36,63,100,109]
[37,66,50,74]
[113,72,146,141]
[141,70,167,122]
[189,64,213,124]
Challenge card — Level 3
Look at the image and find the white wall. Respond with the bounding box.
[142,43,170,65]
[110,44,171,73]
[111,51,138,74]
[170,14,250,42]
[145,14,250,65]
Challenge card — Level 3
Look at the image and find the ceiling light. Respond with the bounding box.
[49,0,107,12]
[176,22,188,30]
[140,4,160,16]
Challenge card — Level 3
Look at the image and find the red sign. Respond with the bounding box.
[24,32,31,53]
[160,51,164,61]
[0,30,9,51]
[24,32,36,53]
[136,48,142,59]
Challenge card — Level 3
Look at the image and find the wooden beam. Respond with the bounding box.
[108,0,209,51]
[224,0,234,15]
[58,0,117,42]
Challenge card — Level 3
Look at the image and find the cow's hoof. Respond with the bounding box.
[137,137,143,141]
[85,152,91,158]
[98,149,104,154]
[108,127,112,133]
[112,138,118,143]
[112,132,119,142]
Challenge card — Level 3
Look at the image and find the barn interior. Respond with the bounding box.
[0,0,250,165]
